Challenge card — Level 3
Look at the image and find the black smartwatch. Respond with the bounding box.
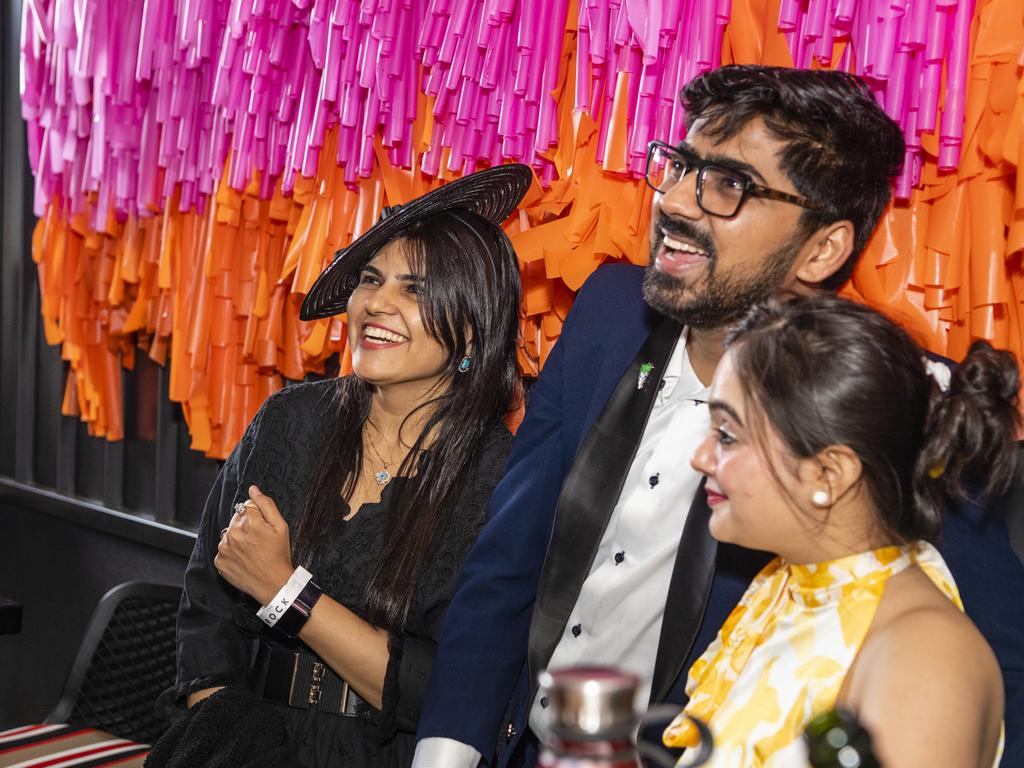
[275,579,323,639]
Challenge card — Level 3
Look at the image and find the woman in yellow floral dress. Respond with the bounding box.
[664,294,1019,767]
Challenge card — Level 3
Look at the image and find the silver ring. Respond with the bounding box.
[220,527,230,538]
[233,501,252,516]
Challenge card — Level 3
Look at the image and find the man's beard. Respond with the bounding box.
[643,217,801,330]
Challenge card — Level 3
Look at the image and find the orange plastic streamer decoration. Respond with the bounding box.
[25,0,1024,458]
[843,0,1024,373]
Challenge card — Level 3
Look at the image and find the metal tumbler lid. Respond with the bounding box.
[538,667,641,740]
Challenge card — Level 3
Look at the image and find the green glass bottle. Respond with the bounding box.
[804,709,883,768]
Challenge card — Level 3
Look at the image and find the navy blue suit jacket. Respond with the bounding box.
[417,263,1024,767]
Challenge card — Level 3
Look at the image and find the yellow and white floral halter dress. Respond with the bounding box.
[662,542,1002,767]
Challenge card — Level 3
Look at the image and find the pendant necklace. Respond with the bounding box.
[365,427,394,486]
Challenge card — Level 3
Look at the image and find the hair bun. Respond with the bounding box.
[950,341,1020,403]
[919,340,1021,508]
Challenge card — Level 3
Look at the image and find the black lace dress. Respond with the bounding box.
[158,379,513,767]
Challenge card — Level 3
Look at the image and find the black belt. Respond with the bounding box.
[252,644,373,718]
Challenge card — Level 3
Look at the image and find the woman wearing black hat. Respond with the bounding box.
[147,166,532,768]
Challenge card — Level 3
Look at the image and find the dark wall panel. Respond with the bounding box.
[32,331,65,490]
[1,0,33,481]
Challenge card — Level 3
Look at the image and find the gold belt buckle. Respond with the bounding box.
[309,661,325,706]
[340,680,350,714]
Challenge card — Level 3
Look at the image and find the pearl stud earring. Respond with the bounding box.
[811,490,830,507]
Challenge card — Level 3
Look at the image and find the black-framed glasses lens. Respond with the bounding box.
[645,144,750,218]
[645,143,686,192]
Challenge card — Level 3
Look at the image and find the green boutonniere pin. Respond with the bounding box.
[637,362,655,391]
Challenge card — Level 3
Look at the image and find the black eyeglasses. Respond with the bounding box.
[644,140,821,218]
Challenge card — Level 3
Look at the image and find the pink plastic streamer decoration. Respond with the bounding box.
[779,0,975,198]
[20,0,976,220]
[21,0,228,219]
[576,0,731,175]
[20,0,575,215]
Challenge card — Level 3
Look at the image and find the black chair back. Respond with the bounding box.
[47,581,182,744]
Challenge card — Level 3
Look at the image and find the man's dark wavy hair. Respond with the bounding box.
[681,65,905,290]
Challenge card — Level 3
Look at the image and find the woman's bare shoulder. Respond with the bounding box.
[842,565,1003,768]
[855,564,1000,692]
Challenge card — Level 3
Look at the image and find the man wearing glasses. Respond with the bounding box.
[413,65,1021,767]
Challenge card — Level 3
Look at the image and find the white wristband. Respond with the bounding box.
[256,566,313,628]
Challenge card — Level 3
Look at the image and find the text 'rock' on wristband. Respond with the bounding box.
[257,566,312,628]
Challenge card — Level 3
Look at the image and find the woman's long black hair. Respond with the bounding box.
[292,208,521,630]
[726,293,1020,544]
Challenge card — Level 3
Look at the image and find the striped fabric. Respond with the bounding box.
[0,724,149,768]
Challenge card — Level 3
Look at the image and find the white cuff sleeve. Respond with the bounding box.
[411,737,483,768]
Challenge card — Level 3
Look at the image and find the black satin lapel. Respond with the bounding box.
[528,316,684,695]
[649,481,716,703]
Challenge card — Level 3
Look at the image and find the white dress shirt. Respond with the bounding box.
[414,331,709,768]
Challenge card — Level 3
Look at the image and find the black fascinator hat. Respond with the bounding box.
[299,163,533,321]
